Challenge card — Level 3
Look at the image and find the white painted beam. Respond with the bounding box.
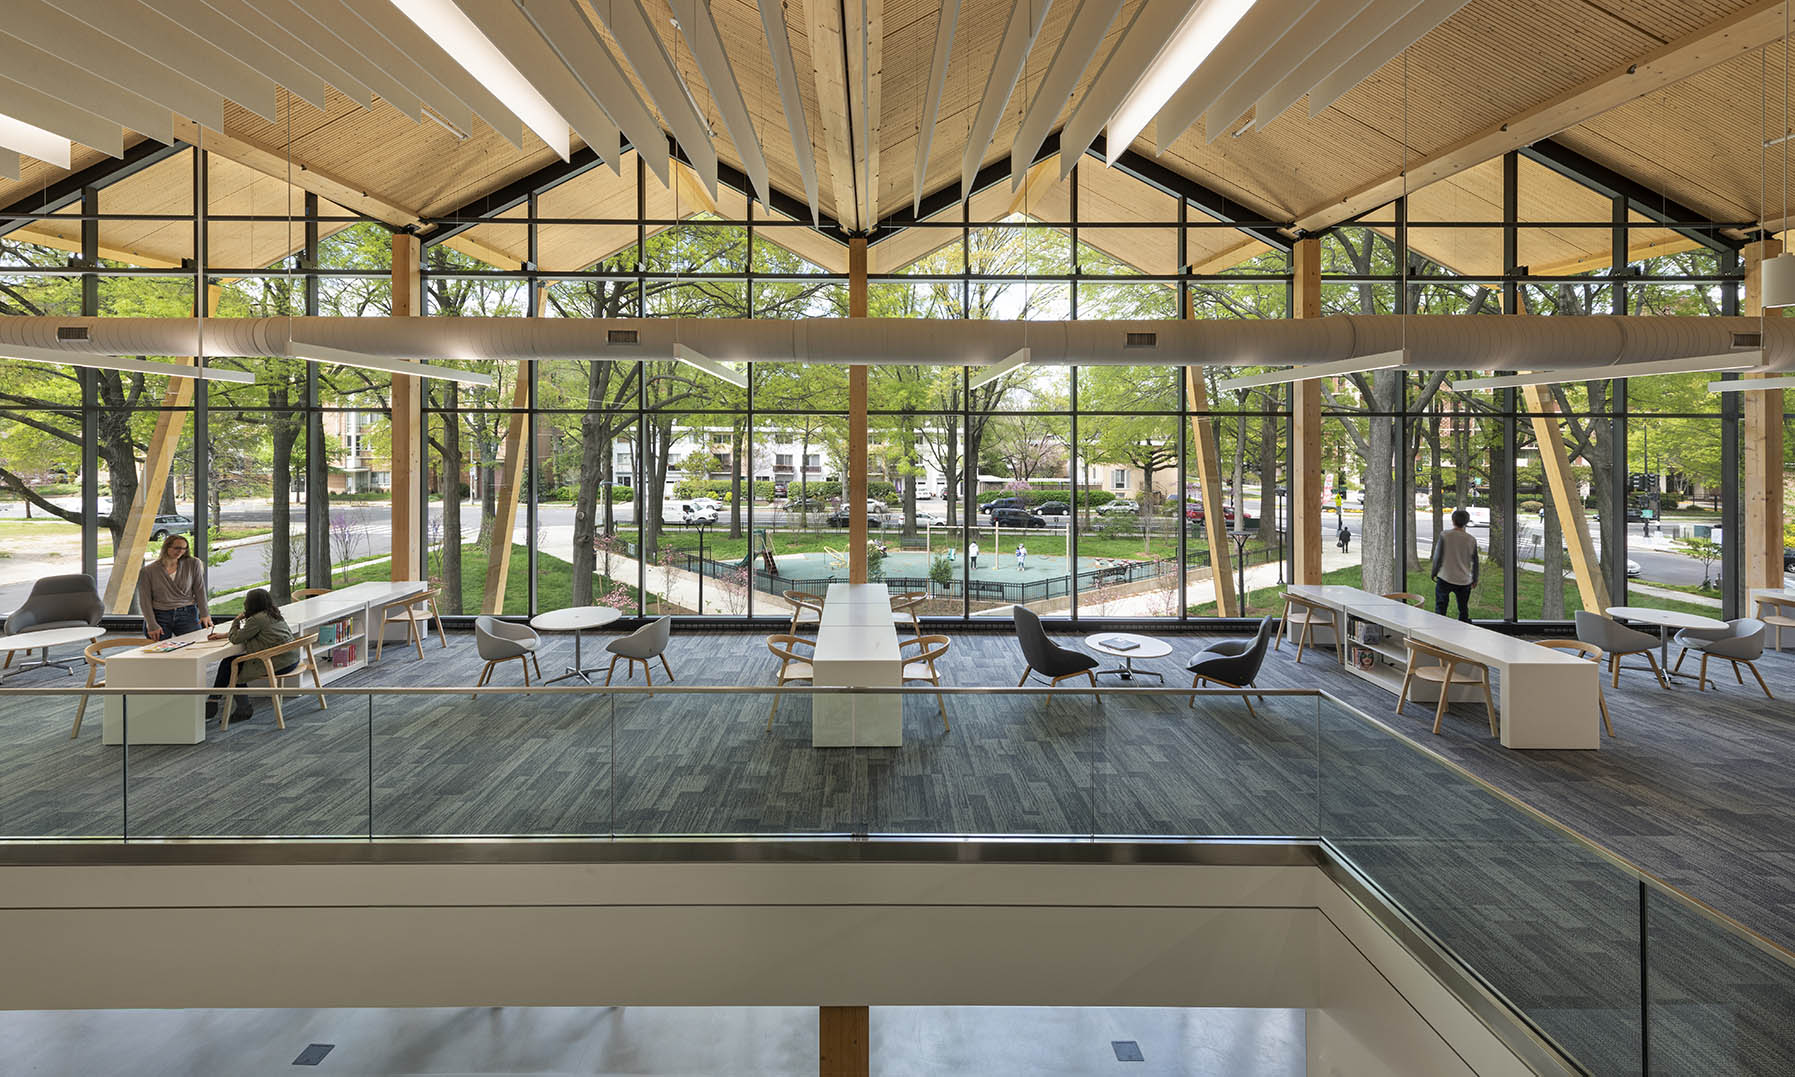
[0,149,18,182]
[0,77,122,158]
[41,0,280,122]
[761,0,822,225]
[309,0,477,135]
[0,115,70,169]
[592,0,718,197]
[1154,0,1346,145]
[961,0,1053,197]
[518,0,669,183]
[388,0,569,158]
[1058,1,1201,176]
[199,0,375,108]
[1011,0,1121,190]
[670,0,769,207]
[1306,0,1474,117]
[143,0,328,109]
[247,0,422,120]
[915,0,961,215]
[344,0,525,148]
[1453,353,1763,392]
[1251,0,1424,133]
[5,0,225,133]
[0,31,174,143]
[289,341,495,386]
[1107,0,1263,161]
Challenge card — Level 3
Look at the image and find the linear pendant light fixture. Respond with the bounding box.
[1450,352,1764,392]
[1212,350,1404,392]
[0,112,70,169]
[289,341,495,386]
[1764,0,1795,308]
[672,344,747,389]
[968,348,1033,390]
[0,344,255,383]
[1709,375,1795,392]
[1105,0,1259,161]
[388,0,570,160]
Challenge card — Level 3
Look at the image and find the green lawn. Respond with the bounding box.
[1190,562,1722,620]
[640,524,1250,565]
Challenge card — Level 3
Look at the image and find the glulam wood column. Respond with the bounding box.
[1291,237,1324,585]
[818,1005,869,1077]
[483,360,532,613]
[1182,289,1236,614]
[848,236,869,584]
[1744,239,1785,593]
[390,233,424,582]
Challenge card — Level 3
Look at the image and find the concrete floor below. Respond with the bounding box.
[0,1004,1306,1076]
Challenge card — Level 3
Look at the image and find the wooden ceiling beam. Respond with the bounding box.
[804,0,859,229]
[171,118,417,229]
[1290,0,1790,236]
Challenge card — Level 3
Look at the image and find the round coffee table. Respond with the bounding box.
[0,624,104,684]
[1084,632,1172,682]
[529,606,622,684]
[1605,605,1726,683]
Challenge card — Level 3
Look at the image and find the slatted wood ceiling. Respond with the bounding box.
[0,0,1780,281]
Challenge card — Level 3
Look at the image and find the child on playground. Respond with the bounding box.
[969,540,980,568]
[1015,543,1027,571]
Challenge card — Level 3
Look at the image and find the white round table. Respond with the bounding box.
[0,625,104,684]
[529,606,621,684]
[1605,606,1726,682]
[1084,632,1173,682]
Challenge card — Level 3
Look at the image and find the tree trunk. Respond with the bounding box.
[439,416,464,614]
[268,390,298,605]
[1542,498,1565,618]
[1428,420,1443,562]
[1256,411,1276,528]
[729,423,744,539]
[901,426,918,539]
[1359,370,1401,596]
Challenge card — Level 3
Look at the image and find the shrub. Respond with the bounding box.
[975,488,1114,509]
[928,553,954,588]
[1520,500,1544,514]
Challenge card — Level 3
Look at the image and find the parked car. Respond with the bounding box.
[1627,558,1642,578]
[689,497,724,513]
[912,511,946,527]
[1035,501,1070,517]
[785,496,826,512]
[772,482,789,498]
[826,508,884,528]
[1097,499,1139,515]
[1185,504,1252,526]
[678,503,718,525]
[981,496,1027,516]
[1784,547,1795,573]
[150,513,193,540]
[989,507,1047,528]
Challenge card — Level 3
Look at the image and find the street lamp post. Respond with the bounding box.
[1231,529,1251,615]
[695,522,708,613]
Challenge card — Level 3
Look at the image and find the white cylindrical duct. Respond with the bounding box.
[0,315,1786,370]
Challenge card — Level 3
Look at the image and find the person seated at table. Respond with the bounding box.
[203,589,299,724]
[139,534,213,640]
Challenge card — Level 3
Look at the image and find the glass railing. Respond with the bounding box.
[0,682,1791,1073]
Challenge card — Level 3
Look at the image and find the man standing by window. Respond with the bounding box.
[1430,509,1479,622]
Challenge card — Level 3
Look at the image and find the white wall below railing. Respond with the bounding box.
[0,856,1549,1075]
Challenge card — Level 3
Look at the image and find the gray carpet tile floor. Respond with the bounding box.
[5,621,1795,1073]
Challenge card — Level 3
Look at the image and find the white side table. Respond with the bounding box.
[1084,632,1172,682]
[0,625,103,684]
[529,606,622,684]
[1605,605,1727,682]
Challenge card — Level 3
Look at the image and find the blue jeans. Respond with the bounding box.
[152,604,201,638]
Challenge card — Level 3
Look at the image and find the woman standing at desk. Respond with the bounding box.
[138,534,213,640]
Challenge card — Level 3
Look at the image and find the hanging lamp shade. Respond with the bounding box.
[1763,251,1795,309]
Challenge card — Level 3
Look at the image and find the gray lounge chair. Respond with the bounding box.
[1013,605,1098,687]
[605,616,674,685]
[1674,618,1772,698]
[474,616,541,688]
[1187,616,1278,715]
[1575,610,1668,690]
[3,573,103,673]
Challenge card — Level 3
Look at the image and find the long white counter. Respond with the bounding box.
[1287,585,1602,750]
[810,582,902,747]
[102,580,431,746]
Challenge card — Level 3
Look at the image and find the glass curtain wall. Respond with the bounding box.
[0,143,1755,625]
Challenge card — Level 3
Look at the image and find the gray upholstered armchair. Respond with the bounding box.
[1013,605,1098,687]
[473,616,541,688]
[1575,610,1668,689]
[4,574,103,636]
[1187,616,1278,715]
[1674,618,1772,698]
[604,616,673,685]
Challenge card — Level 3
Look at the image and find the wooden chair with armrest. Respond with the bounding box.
[900,634,952,730]
[219,633,326,731]
[1397,638,1496,737]
[1754,595,1795,652]
[766,634,815,730]
[1382,592,1425,607]
[70,636,154,739]
[1277,592,1334,664]
[375,588,446,661]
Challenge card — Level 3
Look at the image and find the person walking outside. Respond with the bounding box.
[968,540,980,569]
[1015,542,1027,571]
[1430,508,1480,622]
[1336,523,1351,553]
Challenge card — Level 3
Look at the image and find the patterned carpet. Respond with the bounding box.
[3,621,1795,1073]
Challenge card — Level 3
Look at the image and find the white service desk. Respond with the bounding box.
[810,582,902,747]
[1287,584,1602,750]
[103,580,430,746]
